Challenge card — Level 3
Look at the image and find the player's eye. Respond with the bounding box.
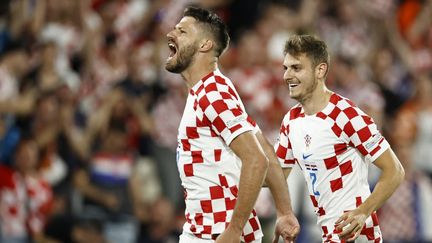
[292,65,301,71]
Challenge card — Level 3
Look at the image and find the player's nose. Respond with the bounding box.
[283,70,294,83]
[167,30,175,40]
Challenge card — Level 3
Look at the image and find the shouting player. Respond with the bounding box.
[165,7,299,243]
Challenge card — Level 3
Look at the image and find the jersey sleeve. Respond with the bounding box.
[338,106,390,163]
[196,80,255,146]
[274,116,295,168]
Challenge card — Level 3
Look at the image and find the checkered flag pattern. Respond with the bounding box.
[274,93,390,242]
[177,69,262,242]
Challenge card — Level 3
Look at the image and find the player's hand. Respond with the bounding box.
[272,212,300,243]
[335,209,368,241]
[215,226,241,243]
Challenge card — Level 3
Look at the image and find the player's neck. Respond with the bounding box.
[301,86,333,115]
[181,55,218,89]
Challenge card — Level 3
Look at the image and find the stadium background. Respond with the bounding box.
[0,0,431,242]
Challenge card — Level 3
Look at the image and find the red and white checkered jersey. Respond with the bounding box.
[275,93,389,242]
[177,69,263,242]
[0,166,53,238]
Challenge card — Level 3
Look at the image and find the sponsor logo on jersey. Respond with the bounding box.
[364,133,383,150]
[226,115,246,128]
[303,153,313,160]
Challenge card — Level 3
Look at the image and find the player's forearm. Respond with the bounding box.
[266,162,294,216]
[359,173,403,215]
[358,151,405,215]
[255,132,294,215]
[229,155,268,232]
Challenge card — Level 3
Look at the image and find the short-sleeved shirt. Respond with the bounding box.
[177,69,262,242]
[275,93,389,242]
[0,165,53,238]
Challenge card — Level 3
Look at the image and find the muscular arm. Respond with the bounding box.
[255,131,300,243]
[255,131,294,215]
[216,131,268,242]
[337,148,405,240]
[357,148,405,215]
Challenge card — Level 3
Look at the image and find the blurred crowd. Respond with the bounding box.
[0,0,431,243]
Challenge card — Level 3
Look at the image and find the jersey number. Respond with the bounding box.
[309,172,320,196]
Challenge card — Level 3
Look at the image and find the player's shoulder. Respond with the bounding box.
[283,103,304,123]
[332,93,356,108]
[320,93,377,138]
[326,93,369,119]
[195,70,236,96]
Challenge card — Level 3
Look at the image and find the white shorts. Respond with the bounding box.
[179,232,262,243]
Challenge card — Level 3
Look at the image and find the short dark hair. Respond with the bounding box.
[183,7,230,57]
[284,35,330,71]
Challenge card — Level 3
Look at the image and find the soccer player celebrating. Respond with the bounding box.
[274,35,405,242]
[165,7,299,243]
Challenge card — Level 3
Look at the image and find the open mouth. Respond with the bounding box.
[168,42,177,58]
[289,83,299,88]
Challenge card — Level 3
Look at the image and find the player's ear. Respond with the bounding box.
[316,63,328,79]
[199,39,214,53]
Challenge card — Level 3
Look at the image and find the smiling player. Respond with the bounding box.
[275,35,405,242]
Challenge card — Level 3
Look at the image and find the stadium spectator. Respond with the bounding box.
[0,138,55,243]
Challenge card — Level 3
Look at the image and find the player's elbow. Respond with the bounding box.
[390,160,405,188]
[395,162,405,186]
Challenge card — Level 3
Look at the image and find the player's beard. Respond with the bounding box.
[293,76,319,103]
[165,43,198,73]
